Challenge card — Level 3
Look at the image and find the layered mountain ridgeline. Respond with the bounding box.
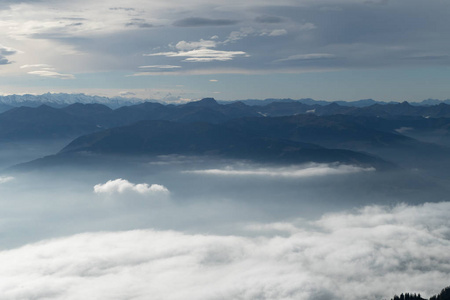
[2,93,450,111]
[5,97,450,173]
[4,98,450,142]
[392,286,450,300]
[222,114,450,172]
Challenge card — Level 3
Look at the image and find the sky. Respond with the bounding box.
[1,0,450,102]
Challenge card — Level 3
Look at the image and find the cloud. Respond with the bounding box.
[267,29,287,36]
[0,45,18,65]
[125,22,153,28]
[395,127,413,134]
[138,65,182,69]
[173,17,238,27]
[119,91,136,97]
[223,27,256,44]
[93,178,169,195]
[0,45,17,56]
[0,176,14,184]
[27,70,75,79]
[209,79,218,82]
[276,53,336,62]
[0,58,11,65]
[175,39,217,51]
[184,163,375,178]
[298,22,317,31]
[20,64,52,69]
[1,202,450,299]
[255,15,283,24]
[109,7,136,11]
[146,48,248,62]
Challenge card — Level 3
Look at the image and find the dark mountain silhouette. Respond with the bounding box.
[0,105,100,140]
[224,114,412,151]
[5,98,450,173]
[55,119,391,169]
[4,98,450,143]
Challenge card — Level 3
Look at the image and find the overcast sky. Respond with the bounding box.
[1,0,450,102]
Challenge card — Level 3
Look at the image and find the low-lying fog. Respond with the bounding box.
[1,142,449,299]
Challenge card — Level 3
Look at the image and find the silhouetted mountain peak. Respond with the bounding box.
[187,98,219,107]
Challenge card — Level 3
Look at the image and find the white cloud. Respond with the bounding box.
[209,79,218,82]
[268,29,288,36]
[0,202,450,299]
[185,163,375,178]
[175,39,217,51]
[0,176,14,184]
[260,29,288,37]
[223,27,256,44]
[146,48,248,62]
[20,64,51,69]
[27,70,75,79]
[138,65,182,69]
[93,178,169,195]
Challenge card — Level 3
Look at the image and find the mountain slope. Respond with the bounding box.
[53,119,392,169]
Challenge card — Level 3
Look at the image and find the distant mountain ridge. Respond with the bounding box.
[4,98,450,143]
[0,93,147,111]
[1,93,450,114]
[7,97,450,172]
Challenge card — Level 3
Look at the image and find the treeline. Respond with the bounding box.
[392,293,424,300]
[392,286,450,300]
[430,287,450,300]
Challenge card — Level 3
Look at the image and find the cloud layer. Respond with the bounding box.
[1,0,450,100]
[1,201,449,299]
[185,163,375,178]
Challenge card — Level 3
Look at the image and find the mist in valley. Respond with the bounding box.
[1,140,450,299]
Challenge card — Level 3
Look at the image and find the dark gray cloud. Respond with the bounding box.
[109,7,135,11]
[125,21,153,28]
[0,47,16,57]
[173,17,238,27]
[0,57,11,65]
[254,15,283,24]
[3,0,450,81]
[0,45,16,65]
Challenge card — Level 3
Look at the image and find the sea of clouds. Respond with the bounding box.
[1,201,449,300]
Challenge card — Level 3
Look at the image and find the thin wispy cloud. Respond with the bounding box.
[138,65,181,69]
[146,48,248,62]
[20,64,52,69]
[185,163,375,178]
[27,70,75,79]
[173,17,238,27]
[276,53,336,62]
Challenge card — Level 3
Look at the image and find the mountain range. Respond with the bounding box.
[4,96,450,173]
[2,93,450,113]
